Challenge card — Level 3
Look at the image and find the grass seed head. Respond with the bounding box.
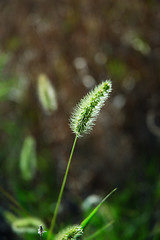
[70,80,112,137]
[37,74,58,114]
[55,225,83,240]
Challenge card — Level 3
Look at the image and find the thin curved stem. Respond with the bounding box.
[47,135,78,240]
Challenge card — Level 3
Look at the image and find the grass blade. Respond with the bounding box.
[81,188,117,230]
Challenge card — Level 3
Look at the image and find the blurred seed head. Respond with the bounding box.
[37,73,58,115]
[20,136,37,181]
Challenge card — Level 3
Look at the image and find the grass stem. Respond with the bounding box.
[47,135,78,240]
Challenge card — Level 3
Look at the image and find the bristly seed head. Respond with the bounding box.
[55,225,83,240]
[70,80,112,137]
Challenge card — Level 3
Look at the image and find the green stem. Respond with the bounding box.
[47,135,78,240]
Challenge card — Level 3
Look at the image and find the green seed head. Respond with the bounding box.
[70,80,112,137]
[55,225,83,240]
[37,73,58,114]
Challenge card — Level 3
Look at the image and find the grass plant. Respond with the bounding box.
[47,80,113,240]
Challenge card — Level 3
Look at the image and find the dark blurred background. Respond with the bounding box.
[0,0,160,240]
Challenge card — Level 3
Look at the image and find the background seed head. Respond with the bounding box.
[37,74,58,115]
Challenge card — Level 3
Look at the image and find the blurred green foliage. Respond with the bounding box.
[107,59,128,80]
[0,54,18,101]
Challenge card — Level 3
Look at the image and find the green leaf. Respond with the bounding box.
[0,78,18,100]
[81,188,117,230]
